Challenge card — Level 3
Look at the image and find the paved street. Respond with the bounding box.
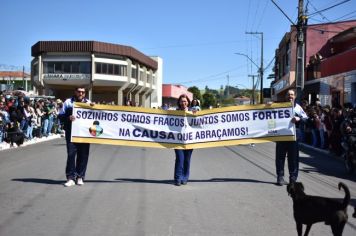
[0,138,355,236]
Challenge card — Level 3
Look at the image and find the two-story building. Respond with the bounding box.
[305,26,356,107]
[31,41,162,108]
[272,20,356,106]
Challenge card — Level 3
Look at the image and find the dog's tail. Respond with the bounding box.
[338,182,350,210]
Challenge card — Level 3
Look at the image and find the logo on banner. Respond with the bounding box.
[89,121,104,137]
[268,119,277,134]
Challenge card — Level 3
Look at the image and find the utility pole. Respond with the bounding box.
[226,74,230,97]
[22,65,25,90]
[295,0,306,104]
[248,74,257,104]
[245,32,263,103]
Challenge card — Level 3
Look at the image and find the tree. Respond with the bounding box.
[188,86,202,102]
[202,92,216,108]
[224,86,240,97]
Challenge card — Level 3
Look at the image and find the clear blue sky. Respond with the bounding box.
[1,0,355,90]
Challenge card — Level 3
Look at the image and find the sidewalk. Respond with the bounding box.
[0,134,62,151]
[299,142,342,161]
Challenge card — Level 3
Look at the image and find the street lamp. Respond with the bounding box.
[235,52,260,69]
[235,52,261,104]
[245,32,263,104]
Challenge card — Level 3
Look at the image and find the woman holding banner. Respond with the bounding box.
[174,94,194,186]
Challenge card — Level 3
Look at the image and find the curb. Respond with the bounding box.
[299,142,342,161]
[0,134,62,151]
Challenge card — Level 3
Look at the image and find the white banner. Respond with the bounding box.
[71,102,296,149]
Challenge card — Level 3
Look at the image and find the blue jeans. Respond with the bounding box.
[174,149,193,183]
[275,141,299,182]
[42,118,49,136]
[319,129,325,149]
[65,134,90,180]
[0,125,4,142]
[26,125,33,139]
[47,115,54,135]
[311,128,319,147]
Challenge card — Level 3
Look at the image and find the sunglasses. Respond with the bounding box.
[76,90,85,94]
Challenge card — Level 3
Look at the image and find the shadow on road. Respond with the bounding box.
[299,155,356,182]
[12,178,64,185]
[12,178,117,185]
[12,177,276,186]
[115,178,276,185]
[299,143,356,181]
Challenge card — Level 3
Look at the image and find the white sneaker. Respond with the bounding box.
[76,178,84,186]
[64,179,76,187]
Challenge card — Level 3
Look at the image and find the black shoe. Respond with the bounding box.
[181,181,187,185]
[289,178,296,184]
[277,177,287,186]
[174,181,181,186]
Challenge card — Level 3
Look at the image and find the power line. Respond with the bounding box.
[332,10,356,21]
[177,65,248,84]
[263,56,275,72]
[309,0,331,23]
[245,0,252,32]
[142,39,247,50]
[256,0,270,31]
[270,0,296,25]
[0,64,30,72]
[307,1,353,32]
[251,0,261,30]
[308,0,351,17]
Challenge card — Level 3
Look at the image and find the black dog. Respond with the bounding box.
[353,206,356,218]
[287,182,350,236]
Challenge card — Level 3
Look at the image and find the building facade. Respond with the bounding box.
[0,71,31,92]
[162,84,193,109]
[31,41,162,107]
[305,26,356,107]
[272,20,356,106]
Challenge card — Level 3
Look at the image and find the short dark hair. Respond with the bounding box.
[75,87,86,91]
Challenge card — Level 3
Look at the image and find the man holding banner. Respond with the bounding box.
[60,87,92,187]
[275,89,308,186]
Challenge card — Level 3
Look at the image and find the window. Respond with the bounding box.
[63,62,71,73]
[32,64,39,76]
[44,62,55,73]
[72,62,80,73]
[94,63,127,76]
[286,41,290,72]
[102,63,108,74]
[114,64,119,75]
[108,64,113,74]
[54,62,63,73]
[131,67,138,79]
[80,62,91,74]
[95,63,101,74]
[121,65,127,76]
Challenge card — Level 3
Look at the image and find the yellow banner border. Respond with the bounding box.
[74,102,293,117]
[72,135,295,149]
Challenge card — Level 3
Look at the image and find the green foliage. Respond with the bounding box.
[188,86,202,102]
[224,86,240,97]
[221,97,236,106]
[202,92,216,108]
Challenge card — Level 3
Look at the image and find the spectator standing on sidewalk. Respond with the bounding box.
[59,87,93,187]
[23,102,36,140]
[275,89,308,186]
[0,100,10,143]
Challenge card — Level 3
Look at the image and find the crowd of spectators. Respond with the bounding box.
[1,91,355,157]
[298,99,356,156]
[0,92,64,149]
